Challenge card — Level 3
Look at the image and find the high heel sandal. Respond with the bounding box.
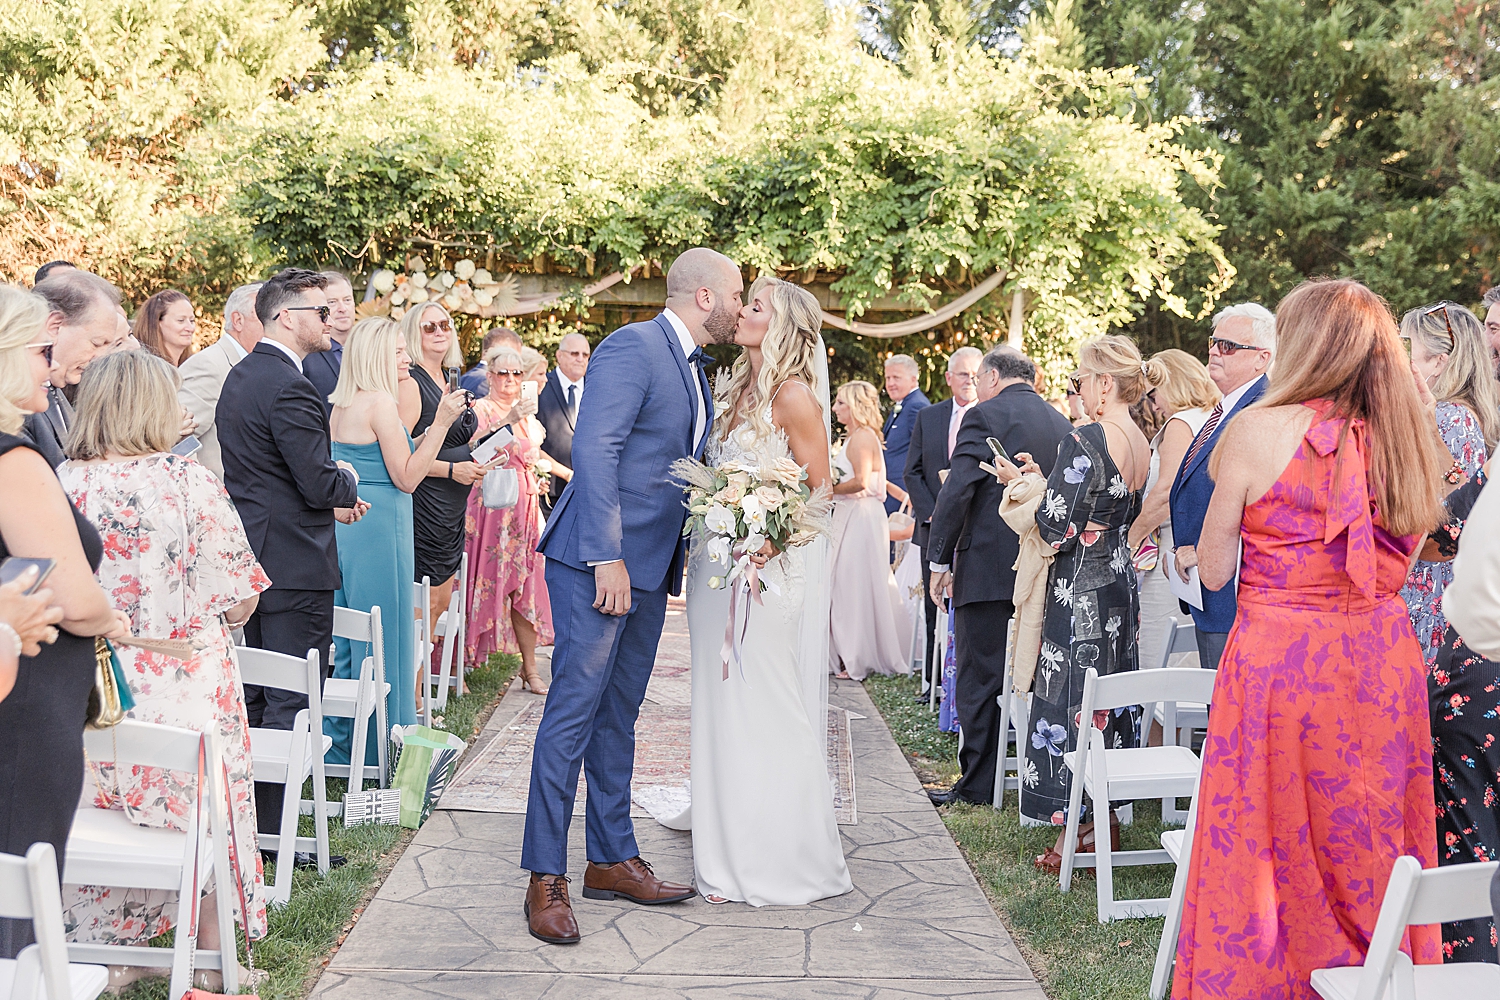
[520,668,548,696]
[1032,812,1122,874]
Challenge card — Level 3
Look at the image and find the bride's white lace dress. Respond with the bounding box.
[678,414,852,906]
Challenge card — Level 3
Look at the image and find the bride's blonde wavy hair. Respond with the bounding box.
[713,276,825,444]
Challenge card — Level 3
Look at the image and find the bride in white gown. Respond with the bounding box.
[675,276,852,906]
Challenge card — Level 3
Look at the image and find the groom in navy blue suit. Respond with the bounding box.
[522,249,744,944]
[1168,303,1276,669]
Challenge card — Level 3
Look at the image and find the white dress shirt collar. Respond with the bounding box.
[662,309,707,450]
[557,370,583,394]
[1218,372,1265,414]
[261,337,303,373]
[221,334,248,364]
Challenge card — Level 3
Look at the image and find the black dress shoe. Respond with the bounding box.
[260,850,348,870]
[927,788,982,808]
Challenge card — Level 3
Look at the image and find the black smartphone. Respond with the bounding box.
[446,366,462,392]
[171,435,202,457]
[985,436,1012,465]
[0,556,56,594]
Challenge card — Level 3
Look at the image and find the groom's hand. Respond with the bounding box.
[593,561,632,616]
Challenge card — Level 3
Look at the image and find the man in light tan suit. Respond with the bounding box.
[178,282,263,478]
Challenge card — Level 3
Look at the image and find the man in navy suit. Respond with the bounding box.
[535,332,591,509]
[882,353,929,513]
[522,249,741,944]
[1169,303,1277,669]
[218,268,364,836]
[301,271,356,415]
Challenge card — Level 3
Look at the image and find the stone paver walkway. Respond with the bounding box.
[312,600,1048,1000]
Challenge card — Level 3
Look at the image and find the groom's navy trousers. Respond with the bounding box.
[521,560,670,875]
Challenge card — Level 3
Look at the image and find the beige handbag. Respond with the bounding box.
[888,497,915,541]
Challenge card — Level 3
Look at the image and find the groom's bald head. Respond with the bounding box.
[665,248,743,346]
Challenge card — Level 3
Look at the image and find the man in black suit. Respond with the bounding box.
[925,348,1073,806]
[301,271,356,415]
[904,346,983,694]
[536,331,590,508]
[24,270,127,467]
[217,268,363,835]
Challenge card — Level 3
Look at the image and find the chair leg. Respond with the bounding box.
[348,658,371,793]
[309,731,331,877]
[1059,731,1090,893]
[993,692,1011,809]
[1150,847,1192,999]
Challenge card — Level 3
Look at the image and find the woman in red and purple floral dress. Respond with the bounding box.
[1172,280,1447,999]
[463,345,553,692]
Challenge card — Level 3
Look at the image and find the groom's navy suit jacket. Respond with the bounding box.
[539,312,712,596]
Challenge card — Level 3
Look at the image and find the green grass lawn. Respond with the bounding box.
[863,673,1180,1000]
[120,652,519,1000]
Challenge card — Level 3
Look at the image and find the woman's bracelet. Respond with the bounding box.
[1443,459,1465,485]
[0,622,21,660]
[446,461,454,480]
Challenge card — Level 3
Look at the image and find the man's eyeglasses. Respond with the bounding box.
[1423,301,1457,352]
[421,318,454,335]
[949,371,981,383]
[29,342,54,365]
[285,305,331,323]
[1208,336,1261,355]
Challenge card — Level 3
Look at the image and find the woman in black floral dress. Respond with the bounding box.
[1428,469,1500,963]
[994,336,1165,870]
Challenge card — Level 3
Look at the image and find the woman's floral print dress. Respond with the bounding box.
[57,454,271,944]
[1021,422,1142,825]
[1402,401,1486,665]
[1173,404,1440,999]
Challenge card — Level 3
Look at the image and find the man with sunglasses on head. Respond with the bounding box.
[217,268,364,852]
[1168,302,1276,670]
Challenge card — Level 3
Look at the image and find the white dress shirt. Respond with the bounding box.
[662,308,708,452]
[260,337,303,373]
[221,334,248,364]
[1216,373,1263,417]
[557,370,584,412]
[947,399,976,459]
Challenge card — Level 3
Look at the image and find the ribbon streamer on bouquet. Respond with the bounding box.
[719,552,780,683]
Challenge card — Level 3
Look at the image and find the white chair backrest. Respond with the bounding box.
[235,646,321,701]
[1355,856,1500,1000]
[333,606,373,643]
[1155,620,1199,670]
[81,719,203,772]
[0,843,72,1000]
[1081,666,1218,716]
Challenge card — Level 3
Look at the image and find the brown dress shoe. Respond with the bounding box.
[582,857,696,905]
[525,873,580,944]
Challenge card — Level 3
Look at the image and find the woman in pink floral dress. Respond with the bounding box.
[54,351,270,988]
[463,345,553,692]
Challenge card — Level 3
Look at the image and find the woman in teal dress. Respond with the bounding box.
[324,317,468,763]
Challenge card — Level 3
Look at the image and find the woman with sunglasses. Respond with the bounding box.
[397,303,487,691]
[462,345,552,693]
[1398,301,1498,667]
[0,285,129,959]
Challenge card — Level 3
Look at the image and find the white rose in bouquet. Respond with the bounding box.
[703,504,736,536]
[765,457,804,487]
[753,485,784,510]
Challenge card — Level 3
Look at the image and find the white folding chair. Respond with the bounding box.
[323,605,390,790]
[1059,666,1217,921]
[930,603,949,712]
[236,646,331,905]
[0,843,108,1000]
[1311,856,1500,1000]
[1150,774,1202,1000]
[1146,619,1207,821]
[437,550,468,697]
[424,587,462,727]
[63,721,237,998]
[992,620,1029,810]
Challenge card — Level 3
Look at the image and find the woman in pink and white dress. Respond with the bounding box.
[828,380,912,680]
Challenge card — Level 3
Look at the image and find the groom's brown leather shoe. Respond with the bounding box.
[525,873,580,944]
[582,857,696,905]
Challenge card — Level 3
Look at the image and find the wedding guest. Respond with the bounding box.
[134,289,197,367]
[32,261,75,285]
[464,345,553,691]
[303,271,356,415]
[828,380,911,680]
[0,285,129,959]
[1481,286,1499,376]
[1169,302,1276,669]
[1128,350,1219,672]
[217,268,361,839]
[1399,301,1496,665]
[536,332,589,508]
[177,283,263,479]
[459,327,522,397]
[24,270,127,468]
[396,303,483,642]
[58,350,270,990]
[327,317,466,757]
[881,354,928,514]
[1173,279,1447,997]
[926,347,1072,807]
[904,346,982,694]
[991,337,1161,861]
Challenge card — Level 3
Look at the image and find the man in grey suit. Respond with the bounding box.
[178,283,263,479]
